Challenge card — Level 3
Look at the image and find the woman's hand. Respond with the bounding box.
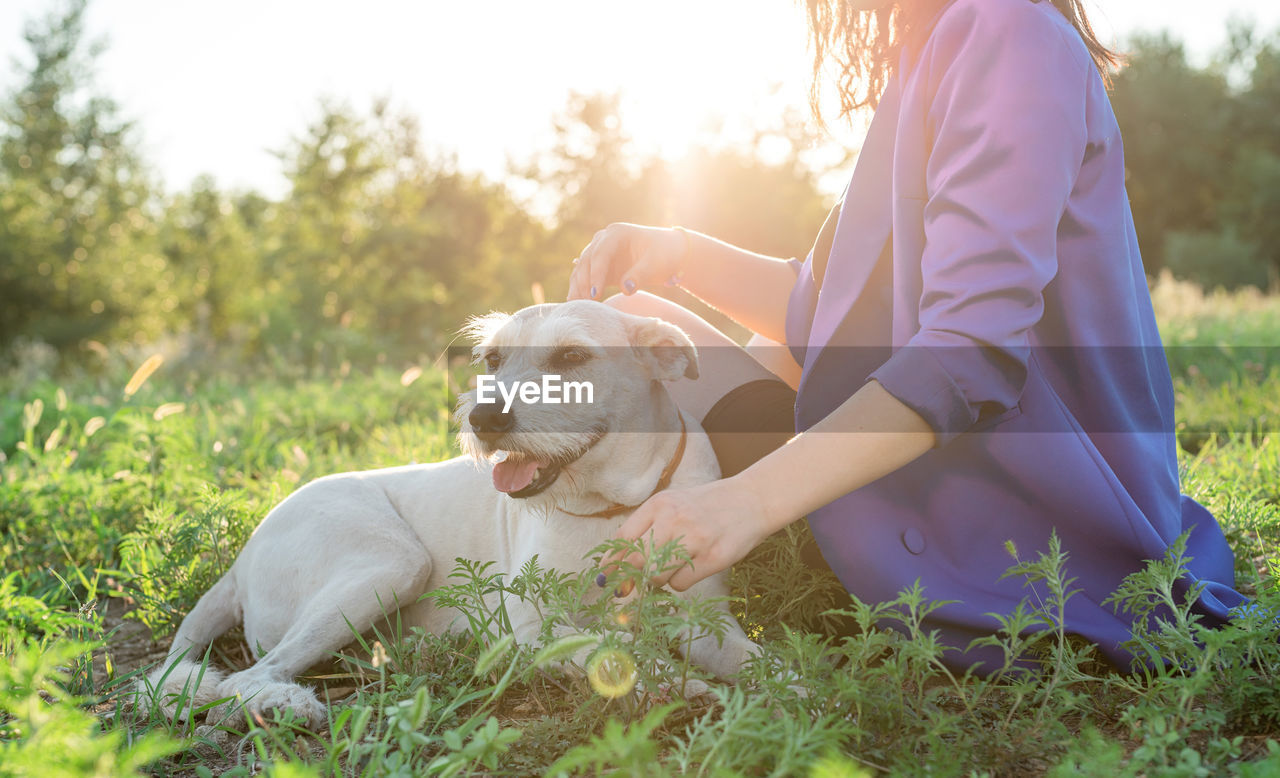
[567,223,687,300]
[598,380,937,594]
[601,475,778,593]
[563,222,797,343]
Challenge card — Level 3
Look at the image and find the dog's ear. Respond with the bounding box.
[627,316,699,381]
[460,312,512,357]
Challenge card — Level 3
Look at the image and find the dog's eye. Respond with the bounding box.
[551,347,590,368]
[483,353,501,372]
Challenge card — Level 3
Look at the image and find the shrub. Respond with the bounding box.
[1164,230,1273,292]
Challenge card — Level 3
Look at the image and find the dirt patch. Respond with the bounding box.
[94,596,170,685]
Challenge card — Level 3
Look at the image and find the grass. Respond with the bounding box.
[2,275,1280,776]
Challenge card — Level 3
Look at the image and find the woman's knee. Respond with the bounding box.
[746,333,802,390]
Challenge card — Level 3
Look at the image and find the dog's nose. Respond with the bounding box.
[468,403,515,443]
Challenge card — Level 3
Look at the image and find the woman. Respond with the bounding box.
[567,0,1246,671]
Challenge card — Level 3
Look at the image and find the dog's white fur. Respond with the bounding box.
[142,301,759,726]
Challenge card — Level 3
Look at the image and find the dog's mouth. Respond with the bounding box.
[487,430,605,499]
[491,453,562,499]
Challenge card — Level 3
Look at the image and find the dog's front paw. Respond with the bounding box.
[210,674,327,731]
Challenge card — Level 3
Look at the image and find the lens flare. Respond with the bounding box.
[809,750,871,778]
[587,649,637,699]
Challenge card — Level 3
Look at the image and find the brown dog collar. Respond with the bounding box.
[558,414,688,519]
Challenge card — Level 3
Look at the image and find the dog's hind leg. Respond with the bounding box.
[210,514,433,730]
[140,572,240,721]
[210,564,428,729]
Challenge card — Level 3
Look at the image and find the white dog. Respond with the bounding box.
[142,301,760,727]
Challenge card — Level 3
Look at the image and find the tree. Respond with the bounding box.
[1110,27,1280,289]
[0,0,159,350]
[1220,23,1280,282]
[516,92,670,263]
[259,100,549,361]
[1109,33,1235,274]
[157,177,267,346]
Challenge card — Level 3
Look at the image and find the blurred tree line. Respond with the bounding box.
[1,1,1278,365]
[1111,21,1280,292]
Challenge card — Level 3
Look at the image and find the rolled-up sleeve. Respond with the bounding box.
[869,1,1090,446]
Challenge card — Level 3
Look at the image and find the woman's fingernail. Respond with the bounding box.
[596,572,607,588]
[590,285,597,298]
[623,279,637,294]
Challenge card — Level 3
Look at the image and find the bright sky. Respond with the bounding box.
[1,0,1277,198]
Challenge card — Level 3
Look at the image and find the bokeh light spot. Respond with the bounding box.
[587,649,637,699]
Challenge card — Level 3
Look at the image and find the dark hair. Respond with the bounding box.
[804,0,1122,120]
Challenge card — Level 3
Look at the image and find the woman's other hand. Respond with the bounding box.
[600,475,776,593]
[567,223,688,300]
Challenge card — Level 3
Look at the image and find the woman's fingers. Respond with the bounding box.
[565,223,688,301]
[616,495,657,542]
[567,231,603,300]
[601,540,687,592]
[586,227,628,299]
[615,227,681,296]
[666,563,702,593]
[601,501,656,571]
[598,501,666,583]
[646,553,696,591]
[598,493,703,592]
[618,253,658,296]
[597,478,768,595]
[566,257,583,300]
[600,533,702,594]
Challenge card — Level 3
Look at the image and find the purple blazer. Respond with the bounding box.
[785,0,1245,670]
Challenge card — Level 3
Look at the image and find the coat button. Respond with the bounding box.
[902,528,926,555]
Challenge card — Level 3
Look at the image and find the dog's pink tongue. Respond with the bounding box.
[492,458,542,493]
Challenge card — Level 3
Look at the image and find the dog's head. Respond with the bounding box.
[455,300,697,501]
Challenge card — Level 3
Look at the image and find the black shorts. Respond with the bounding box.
[699,378,798,478]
